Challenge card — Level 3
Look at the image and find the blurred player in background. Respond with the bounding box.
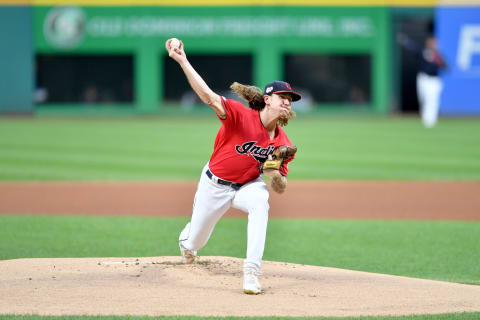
[398,32,448,128]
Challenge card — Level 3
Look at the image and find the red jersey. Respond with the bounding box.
[208,97,294,184]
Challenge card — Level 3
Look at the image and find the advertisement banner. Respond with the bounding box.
[34,6,379,50]
[437,7,480,115]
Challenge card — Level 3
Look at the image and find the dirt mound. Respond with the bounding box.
[1,256,480,317]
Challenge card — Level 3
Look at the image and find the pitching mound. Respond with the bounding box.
[1,256,480,317]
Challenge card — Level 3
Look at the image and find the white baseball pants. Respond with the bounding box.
[417,72,443,128]
[179,163,270,269]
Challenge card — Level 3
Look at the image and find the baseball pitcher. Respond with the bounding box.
[166,38,300,295]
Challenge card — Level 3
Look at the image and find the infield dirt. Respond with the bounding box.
[2,256,480,317]
[1,181,479,220]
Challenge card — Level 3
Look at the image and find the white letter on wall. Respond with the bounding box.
[457,25,480,71]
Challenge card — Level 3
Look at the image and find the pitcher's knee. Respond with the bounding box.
[248,201,269,217]
[249,194,269,211]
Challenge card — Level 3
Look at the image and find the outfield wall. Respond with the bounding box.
[32,5,393,114]
[437,7,480,115]
[0,6,33,113]
[1,0,479,115]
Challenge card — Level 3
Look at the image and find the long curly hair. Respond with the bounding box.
[230,82,296,127]
[230,82,265,110]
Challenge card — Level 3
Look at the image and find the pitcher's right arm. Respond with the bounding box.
[165,38,225,119]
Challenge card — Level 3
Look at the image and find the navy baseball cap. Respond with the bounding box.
[263,81,302,102]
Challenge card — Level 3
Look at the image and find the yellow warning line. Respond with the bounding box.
[4,0,479,6]
[2,0,442,7]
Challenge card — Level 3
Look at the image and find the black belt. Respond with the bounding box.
[206,169,244,190]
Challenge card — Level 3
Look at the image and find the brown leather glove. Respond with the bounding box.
[262,145,297,171]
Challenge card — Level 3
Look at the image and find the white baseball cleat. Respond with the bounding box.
[243,264,262,294]
[179,241,197,264]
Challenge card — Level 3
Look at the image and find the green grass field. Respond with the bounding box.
[0,116,479,181]
[1,115,479,320]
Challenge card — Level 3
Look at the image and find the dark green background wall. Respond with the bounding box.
[33,6,392,114]
[0,6,33,113]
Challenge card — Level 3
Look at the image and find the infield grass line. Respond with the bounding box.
[1,215,479,285]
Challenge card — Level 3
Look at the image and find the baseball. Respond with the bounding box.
[170,38,181,51]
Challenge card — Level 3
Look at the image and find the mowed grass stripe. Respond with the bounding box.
[300,153,480,167]
[7,141,478,180]
[0,166,201,180]
[1,116,479,181]
[303,138,480,159]
[0,150,204,168]
[0,161,203,180]
[293,164,479,180]
[0,142,211,158]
